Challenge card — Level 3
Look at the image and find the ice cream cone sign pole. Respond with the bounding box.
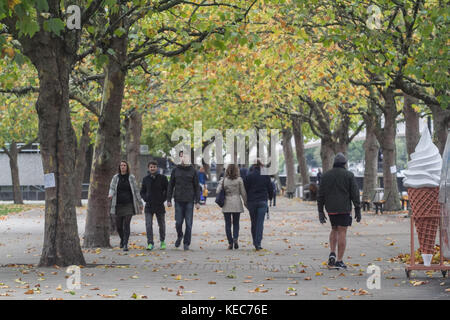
[403,127,442,259]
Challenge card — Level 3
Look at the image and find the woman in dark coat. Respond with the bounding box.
[108,161,143,251]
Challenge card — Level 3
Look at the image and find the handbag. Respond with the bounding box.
[215,178,226,208]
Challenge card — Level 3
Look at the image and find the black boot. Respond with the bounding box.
[233,239,239,249]
[119,238,124,248]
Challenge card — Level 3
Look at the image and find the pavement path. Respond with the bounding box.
[0,197,449,300]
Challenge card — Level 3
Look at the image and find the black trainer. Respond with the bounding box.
[335,261,347,270]
[328,252,336,267]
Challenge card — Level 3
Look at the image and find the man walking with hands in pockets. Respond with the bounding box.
[167,151,201,251]
[317,153,361,270]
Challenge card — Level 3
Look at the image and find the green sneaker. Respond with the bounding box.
[160,241,166,250]
[146,243,154,251]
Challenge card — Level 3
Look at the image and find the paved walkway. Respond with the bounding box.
[0,198,448,300]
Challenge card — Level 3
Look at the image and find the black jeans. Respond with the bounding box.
[116,214,133,245]
[145,211,166,245]
[270,193,276,206]
[223,212,240,244]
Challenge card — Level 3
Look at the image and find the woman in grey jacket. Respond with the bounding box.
[216,164,247,249]
[108,161,143,251]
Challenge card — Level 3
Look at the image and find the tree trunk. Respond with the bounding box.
[429,104,450,155]
[125,109,143,184]
[84,29,128,248]
[282,128,296,194]
[4,6,86,266]
[403,94,420,159]
[320,136,335,173]
[362,117,379,202]
[379,88,401,211]
[291,116,310,186]
[31,46,85,266]
[8,142,23,204]
[74,121,91,207]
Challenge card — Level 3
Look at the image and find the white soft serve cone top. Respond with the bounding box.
[403,128,442,188]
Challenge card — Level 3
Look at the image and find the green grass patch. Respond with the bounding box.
[0,204,38,216]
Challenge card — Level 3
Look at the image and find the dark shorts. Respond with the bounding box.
[329,213,352,227]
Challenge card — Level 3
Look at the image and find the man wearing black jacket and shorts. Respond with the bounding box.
[317,153,361,270]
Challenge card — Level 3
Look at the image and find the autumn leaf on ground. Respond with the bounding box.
[410,280,428,286]
[208,281,216,285]
[249,287,268,293]
[353,289,369,296]
[315,272,323,276]
[175,275,182,280]
[304,277,311,281]
[24,289,34,294]
[98,294,118,298]
[131,293,147,299]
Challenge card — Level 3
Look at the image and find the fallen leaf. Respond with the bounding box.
[208,281,216,285]
[411,280,428,286]
[24,289,34,295]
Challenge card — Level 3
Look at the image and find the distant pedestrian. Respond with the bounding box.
[244,160,274,251]
[317,169,322,185]
[216,164,247,250]
[269,176,277,207]
[317,153,361,270]
[167,151,201,251]
[108,161,143,252]
[140,160,168,251]
[198,166,207,204]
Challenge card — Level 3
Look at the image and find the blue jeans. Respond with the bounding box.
[174,201,194,246]
[247,201,268,248]
[223,212,240,244]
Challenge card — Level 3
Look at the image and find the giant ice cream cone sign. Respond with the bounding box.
[438,130,450,259]
[403,128,442,265]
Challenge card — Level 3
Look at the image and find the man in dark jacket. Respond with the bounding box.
[244,160,274,251]
[317,153,361,270]
[167,151,201,250]
[140,160,168,251]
